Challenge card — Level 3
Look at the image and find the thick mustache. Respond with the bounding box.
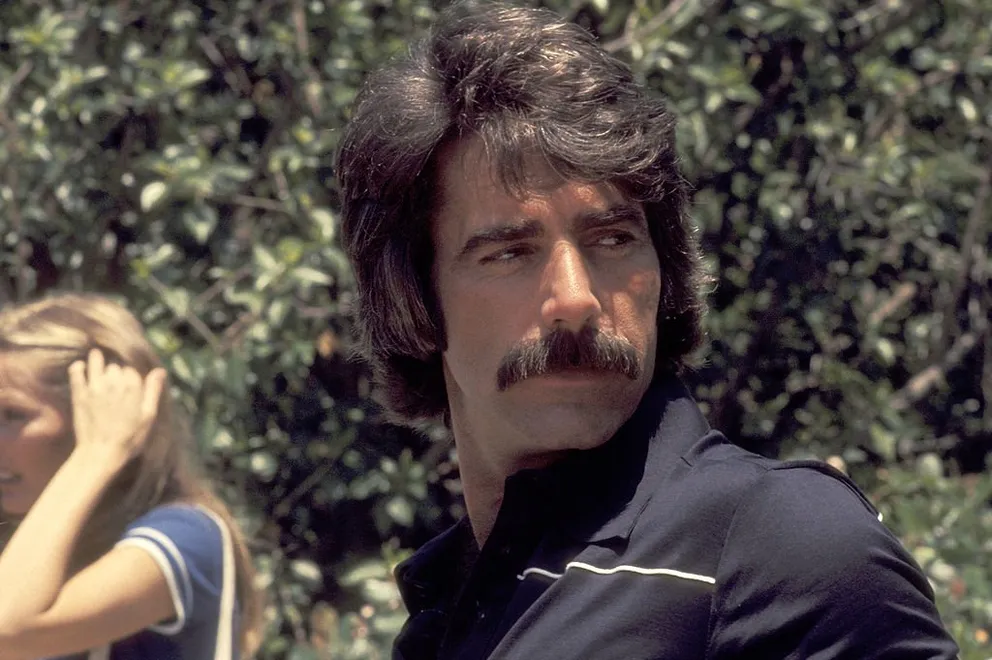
[496,327,641,391]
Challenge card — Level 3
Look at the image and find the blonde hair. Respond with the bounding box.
[0,292,263,656]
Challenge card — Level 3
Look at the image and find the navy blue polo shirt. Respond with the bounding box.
[393,375,959,659]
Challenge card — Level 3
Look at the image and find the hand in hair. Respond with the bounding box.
[67,348,167,466]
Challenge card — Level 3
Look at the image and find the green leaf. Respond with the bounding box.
[311,208,336,242]
[183,206,218,244]
[249,451,279,481]
[290,559,324,591]
[140,181,168,211]
[338,560,390,587]
[385,495,415,526]
[293,266,333,286]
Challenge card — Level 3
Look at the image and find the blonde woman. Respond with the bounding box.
[0,293,262,659]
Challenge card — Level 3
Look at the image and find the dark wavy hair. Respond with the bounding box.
[336,0,707,423]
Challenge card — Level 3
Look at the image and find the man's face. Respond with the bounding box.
[432,138,661,475]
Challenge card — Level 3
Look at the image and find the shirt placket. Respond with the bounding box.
[440,483,544,659]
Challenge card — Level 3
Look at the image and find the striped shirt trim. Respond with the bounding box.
[115,536,188,634]
[195,505,237,660]
[125,526,195,607]
[518,561,716,585]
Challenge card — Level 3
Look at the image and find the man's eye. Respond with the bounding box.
[596,232,636,247]
[481,245,533,264]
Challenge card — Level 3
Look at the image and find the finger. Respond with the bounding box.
[116,366,141,397]
[104,362,122,385]
[122,366,142,388]
[67,360,88,407]
[87,348,106,385]
[140,368,167,422]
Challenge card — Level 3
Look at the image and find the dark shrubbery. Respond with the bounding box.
[1,0,988,656]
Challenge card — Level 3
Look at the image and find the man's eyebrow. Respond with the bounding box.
[455,204,645,260]
[574,203,647,232]
[457,219,544,260]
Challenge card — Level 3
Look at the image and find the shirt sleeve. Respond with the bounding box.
[706,464,960,659]
[114,504,225,636]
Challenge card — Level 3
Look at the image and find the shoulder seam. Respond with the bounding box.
[701,465,767,660]
[770,460,881,519]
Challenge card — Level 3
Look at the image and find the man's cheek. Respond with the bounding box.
[627,269,662,304]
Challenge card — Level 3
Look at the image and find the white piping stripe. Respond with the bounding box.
[195,505,237,660]
[518,567,565,580]
[126,526,195,608]
[518,561,716,585]
[115,537,188,634]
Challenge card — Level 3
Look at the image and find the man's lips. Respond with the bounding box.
[524,367,614,382]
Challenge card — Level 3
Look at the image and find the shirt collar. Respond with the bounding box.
[506,372,710,545]
[395,373,711,612]
[395,516,477,615]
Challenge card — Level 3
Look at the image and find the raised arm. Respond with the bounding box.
[0,349,172,659]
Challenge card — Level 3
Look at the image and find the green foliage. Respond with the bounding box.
[1,0,989,657]
[874,466,992,656]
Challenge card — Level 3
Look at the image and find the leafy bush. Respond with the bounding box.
[1,0,988,657]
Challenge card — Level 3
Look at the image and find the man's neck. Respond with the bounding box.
[460,464,503,548]
[457,442,569,547]
[453,423,511,547]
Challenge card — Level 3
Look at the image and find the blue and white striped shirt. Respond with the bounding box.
[54,503,240,660]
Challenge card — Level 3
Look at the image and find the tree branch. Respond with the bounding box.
[0,62,33,108]
[292,0,322,115]
[602,0,693,53]
[891,322,987,412]
[867,282,918,329]
[191,265,255,310]
[940,163,991,347]
[197,36,252,97]
[145,273,222,351]
[273,460,336,519]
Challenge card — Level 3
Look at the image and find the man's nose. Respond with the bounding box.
[540,242,602,331]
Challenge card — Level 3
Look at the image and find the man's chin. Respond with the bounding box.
[507,404,623,450]
[515,376,646,442]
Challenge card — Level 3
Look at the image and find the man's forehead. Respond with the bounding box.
[433,137,629,235]
[436,136,563,198]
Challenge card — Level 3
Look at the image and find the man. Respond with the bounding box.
[335,2,960,658]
